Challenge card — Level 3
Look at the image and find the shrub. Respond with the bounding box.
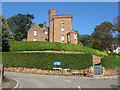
[10,41,108,56]
[101,55,120,70]
[2,52,92,70]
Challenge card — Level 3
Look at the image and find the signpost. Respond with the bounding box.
[93,64,102,75]
[53,62,61,75]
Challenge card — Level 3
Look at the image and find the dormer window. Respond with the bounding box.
[61,21,64,24]
[34,30,37,36]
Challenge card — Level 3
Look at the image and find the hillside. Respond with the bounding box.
[10,41,108,56]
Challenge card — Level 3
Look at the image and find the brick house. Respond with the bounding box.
[27,9,78,44]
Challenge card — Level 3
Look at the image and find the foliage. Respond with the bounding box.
[38,24,43,28]
[2,52,92,70]
[91,21,114,51]
[10,41,108,56]
[101,55,120,70]
[113,16,120,46]
[78,34,92,47]
[7,14,34,41]
[1,15,10,52]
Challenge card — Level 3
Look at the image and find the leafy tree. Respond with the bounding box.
[78,34,92,47]
[1,15,10,52]
[91,21,114,51]
[113,16,120,46]
[7,14,34,41]
[38,23,43,28]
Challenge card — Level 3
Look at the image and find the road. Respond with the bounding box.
[4,72,119,89]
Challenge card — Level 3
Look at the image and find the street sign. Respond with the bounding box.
[53,68,62,70]
[54,62,61,65]
[94,65,102,75]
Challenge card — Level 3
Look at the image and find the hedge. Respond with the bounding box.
[101,55,120,70]
[10,41,108,56]
[2,52,92,70]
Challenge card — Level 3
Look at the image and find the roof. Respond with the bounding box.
[68,30,77,34]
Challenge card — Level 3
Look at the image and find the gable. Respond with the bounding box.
[28,23,43,32]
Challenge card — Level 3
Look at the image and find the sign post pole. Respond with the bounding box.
[53,62,61,75]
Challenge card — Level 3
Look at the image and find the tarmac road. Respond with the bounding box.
[4,72,119,89]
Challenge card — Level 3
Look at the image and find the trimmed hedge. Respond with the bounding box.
[10,41,108,56]
[101,55,120,70]
[2,52,92,70]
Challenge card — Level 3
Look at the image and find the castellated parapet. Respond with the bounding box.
[53,15,72,19]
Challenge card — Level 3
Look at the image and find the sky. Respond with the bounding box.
[2,2,118,35]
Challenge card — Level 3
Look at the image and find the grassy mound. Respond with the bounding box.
[10,41,108,56]
[2,52,92,70]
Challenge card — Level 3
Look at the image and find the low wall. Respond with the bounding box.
[4,67,93,76]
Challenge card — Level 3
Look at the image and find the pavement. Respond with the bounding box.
[2,76,19,89]
[3,72,119,89]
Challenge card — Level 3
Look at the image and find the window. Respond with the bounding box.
[45,32,48,36]
[74,34,77,40]
[61,27,64,32]
[34,30,37,36]
[61,21,64,24]
[68,35,70,42]
[34,38,36,41]
[61,35,65,42]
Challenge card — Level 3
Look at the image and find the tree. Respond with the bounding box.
[91,21,114,51]
[38,23,43,28]
[1,15,10,52]
[113,16,120,46]
[7,14,34,41]
[78,34,92,47]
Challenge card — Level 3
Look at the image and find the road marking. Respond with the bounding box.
[64,80,71,82]
[77,85,81,90]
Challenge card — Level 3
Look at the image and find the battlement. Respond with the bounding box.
[53,14,72,19]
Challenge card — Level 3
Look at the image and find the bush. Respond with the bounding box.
[10,41,108,56]
[101,55,120,70]
[2,52,92,70]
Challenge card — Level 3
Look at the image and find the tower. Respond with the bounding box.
[49,9,57,42]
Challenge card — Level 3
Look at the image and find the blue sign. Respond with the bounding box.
[54,62,61,65]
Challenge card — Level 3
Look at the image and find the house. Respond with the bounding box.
[113,46,120,54]
[26,9,78,44]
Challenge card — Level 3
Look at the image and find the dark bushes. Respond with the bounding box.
[2,52,92,70]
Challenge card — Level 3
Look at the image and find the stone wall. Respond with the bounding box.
[93,55,102,65]
[4,67,93,76]
[4,67,120,76]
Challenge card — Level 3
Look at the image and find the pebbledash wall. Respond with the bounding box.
[27,9,78,44]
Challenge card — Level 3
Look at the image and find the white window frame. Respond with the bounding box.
[74,34,77,40]
[61,27,64,32]
[61,21,64,24]
[45,32,48,36]
[68,34,70,42]
[34,30,37,36]
[61,35,65,43]
[34,38,36,41]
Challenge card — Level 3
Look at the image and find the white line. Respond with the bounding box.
[64,80,71,82]
[78,85,81,90]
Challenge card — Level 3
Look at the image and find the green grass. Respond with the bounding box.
[101,55,120,70]
[10,41,108,56]
[2,52,92,70]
